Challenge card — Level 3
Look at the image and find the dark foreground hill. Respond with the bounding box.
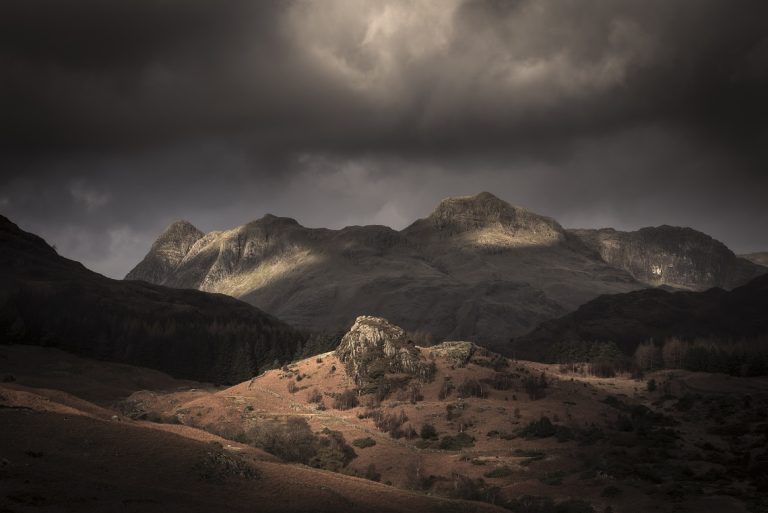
[515,273,768,361]
[0,215,306,384]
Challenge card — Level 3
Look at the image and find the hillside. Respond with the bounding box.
[5,317,764,513]
[515,273,768,360]
[570,226,765,291]
[0,345,502,513]
[0,215,307,384]
[126,193,643,352]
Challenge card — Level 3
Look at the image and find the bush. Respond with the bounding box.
[407,382,424,403]
[307,388,323,403]
[488,372,515,390]
[520,416,559,439]
[438,379,454,400]
[484,466,514,478]
[448,474,490,501]
[647,378,657,392]
[247,417,317,464]
[366,409,409,437]
[364,463,381,482]
[352,437,377,448]
[420,422,438,440]
[287,380,298,394]
[523,373,548,400]
[458,378,488,398]
[333,389,359,410]
[601,485,622,498]
[438,432,475,450]
[308,428,357,472]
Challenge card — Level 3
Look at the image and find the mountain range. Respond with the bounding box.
[126,192,765,353]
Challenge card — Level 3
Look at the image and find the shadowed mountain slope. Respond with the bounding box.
[0,215,306,384]
[515,273,768,361]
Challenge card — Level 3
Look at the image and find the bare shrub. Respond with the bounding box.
[286,380,298,394]
[364,463,381,482]
[488,372,514,390]
[438,379,454,400]
[634,340,660,372]
[407,382,424,404]
[523,373,548,400]
[247,417,317,464]
[420,422,438,440]
[333,389,359,410]
[458,378,487,398]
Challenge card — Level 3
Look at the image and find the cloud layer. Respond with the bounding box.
[1,0,766,277]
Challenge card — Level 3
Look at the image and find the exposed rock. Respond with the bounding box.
[126,220,203,284]
[428,341,476,367]
[570,225,765,291]
[335,316,435,387]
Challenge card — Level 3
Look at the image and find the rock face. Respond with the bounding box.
[0,215,306,384]
[570,226,765,291]
[515,273,768,361]
[335,316,434,387]
[126,193,646,353]
[427,341,476,367]
[125,220,203,284]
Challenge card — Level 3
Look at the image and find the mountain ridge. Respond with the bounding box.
[125,193,764,352]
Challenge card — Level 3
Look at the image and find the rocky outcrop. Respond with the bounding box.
[335,316,435,387]
[0,215,306,384]
[427,341,476,367]
[570,226,765,291]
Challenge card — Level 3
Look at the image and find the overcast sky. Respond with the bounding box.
[1,0,767,278]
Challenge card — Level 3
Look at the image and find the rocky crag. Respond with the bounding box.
[335,316,435,391]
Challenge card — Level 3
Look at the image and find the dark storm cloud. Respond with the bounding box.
[1,0,767,276]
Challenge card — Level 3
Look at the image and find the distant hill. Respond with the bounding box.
[0,215,306,384]
[514,273,768,361]
[570,226,765,291]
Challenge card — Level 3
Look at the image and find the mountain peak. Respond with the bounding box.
[251,214,300,226]
[125,220,204,282]
[160,219,202,239]
[403,192,565,244]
